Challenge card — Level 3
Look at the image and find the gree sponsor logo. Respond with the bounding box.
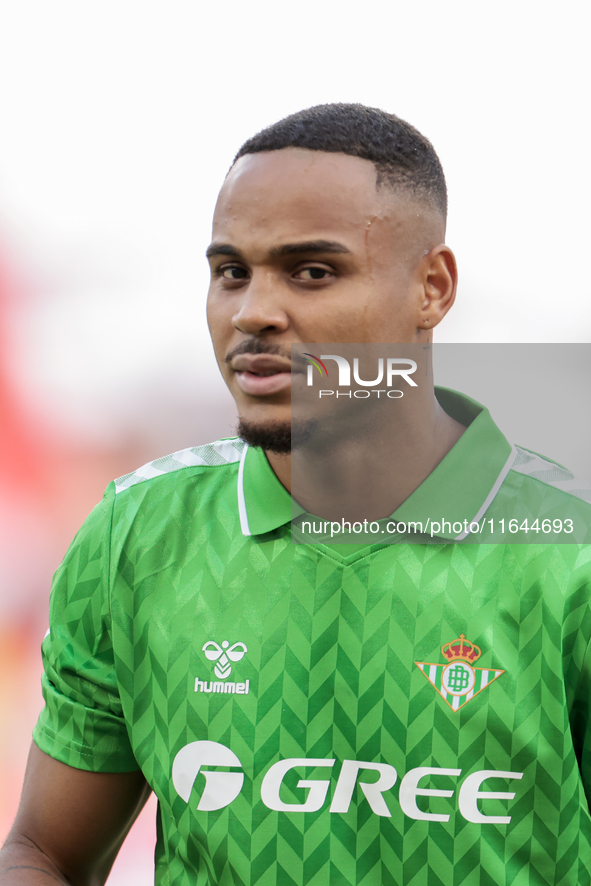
[304,353,417,399]
[172,741,244,811]
[171,741,523,824]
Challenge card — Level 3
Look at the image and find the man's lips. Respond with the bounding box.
[230,354,293,396]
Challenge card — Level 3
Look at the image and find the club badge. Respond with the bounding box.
[415,634,504,712]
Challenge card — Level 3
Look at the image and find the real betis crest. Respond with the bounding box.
[415,634,504,712]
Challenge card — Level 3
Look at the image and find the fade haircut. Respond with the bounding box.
[233,103,447,221]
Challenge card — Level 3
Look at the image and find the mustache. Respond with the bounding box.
[224,340,295,365]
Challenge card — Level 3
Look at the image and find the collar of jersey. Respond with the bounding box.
[238,387,513,540]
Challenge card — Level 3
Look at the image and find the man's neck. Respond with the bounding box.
[266,391,465,522]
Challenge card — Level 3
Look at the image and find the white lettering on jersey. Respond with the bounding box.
[329,760,398,817]
[171,742,524,823]
[195,678,250,694]
[399,767,462,822]
[261,759,335,812]
[458,770,524,824]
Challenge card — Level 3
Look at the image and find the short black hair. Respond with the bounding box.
[233,103,447,220]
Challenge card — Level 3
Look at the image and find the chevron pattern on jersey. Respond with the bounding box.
[34,495,138,772]
[34,452,591,885]
[111,521,591,885]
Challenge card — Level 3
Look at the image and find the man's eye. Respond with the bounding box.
[220,266,248,280]
[296,267,331,281]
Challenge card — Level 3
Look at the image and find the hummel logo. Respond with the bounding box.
[202,640,247,680]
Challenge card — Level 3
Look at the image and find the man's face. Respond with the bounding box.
[206,148,448,438]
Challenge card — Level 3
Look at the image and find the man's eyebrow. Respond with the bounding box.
[205,240,351,260]
[269,240,351,258]
[206,243,242,259]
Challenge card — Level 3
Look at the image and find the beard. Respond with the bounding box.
[237,418,291,454]
[237,417,319,454]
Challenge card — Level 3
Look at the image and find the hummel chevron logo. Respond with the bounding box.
[202,640,247,680]
[415,634,504,712]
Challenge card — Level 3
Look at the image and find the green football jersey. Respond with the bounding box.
[34,390,591,885]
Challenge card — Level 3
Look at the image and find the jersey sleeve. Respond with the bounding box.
[32,484,139,772]
[572,635,591,805]
[566,550,591,806]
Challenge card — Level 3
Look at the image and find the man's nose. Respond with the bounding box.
[232,272,289,336]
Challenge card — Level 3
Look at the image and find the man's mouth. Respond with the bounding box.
[231,354,293,396]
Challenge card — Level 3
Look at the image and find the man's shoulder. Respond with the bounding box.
[480,443,591,545]
[509,445,591,507]
[91,438,249,544]
[112,437,246,496]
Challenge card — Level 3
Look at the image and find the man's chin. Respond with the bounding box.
[237,418,291,454]
[237,418,318,454]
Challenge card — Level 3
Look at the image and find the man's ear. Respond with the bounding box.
[417,245,458,330]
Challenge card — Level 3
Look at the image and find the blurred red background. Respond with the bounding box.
[0,245,235,882]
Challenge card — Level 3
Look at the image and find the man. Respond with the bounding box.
[2,104,591,885]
